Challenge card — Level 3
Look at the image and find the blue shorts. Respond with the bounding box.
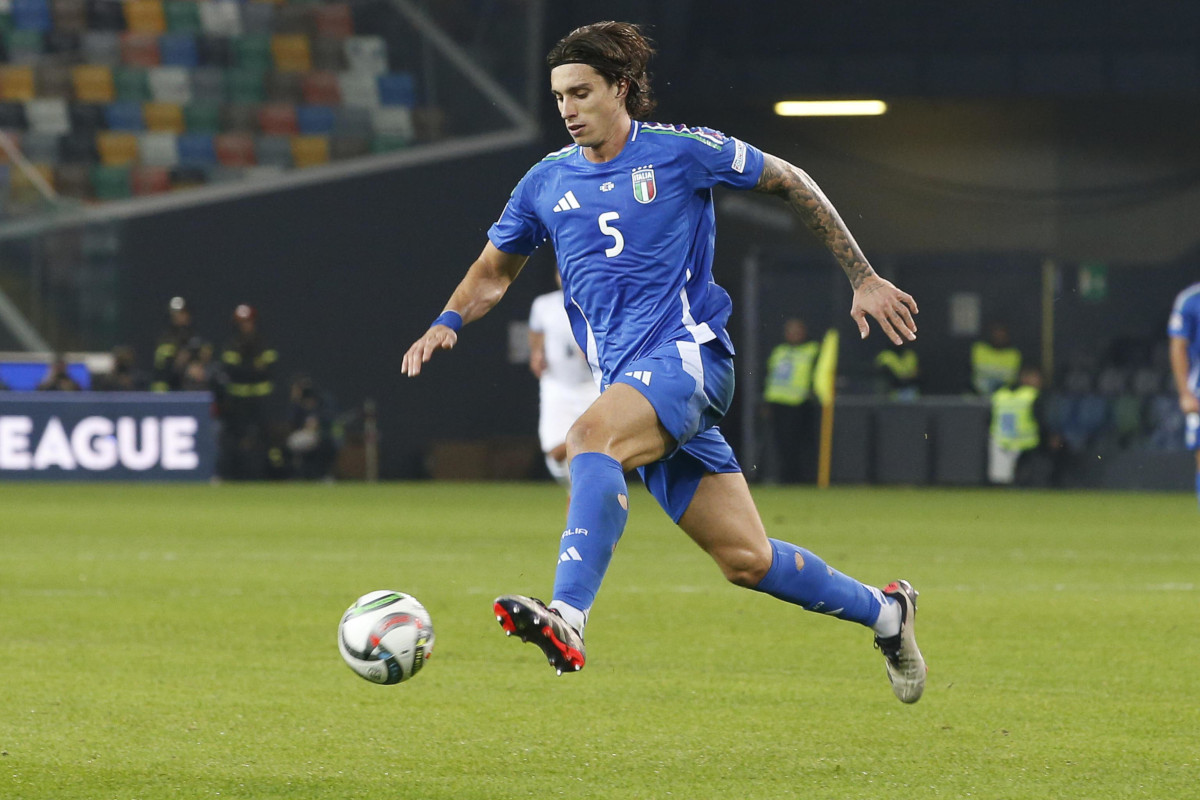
[611,340,742,522]
[1187,410,1199,451]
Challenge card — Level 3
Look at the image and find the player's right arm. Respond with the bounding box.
[1169,335,1199,414]
[402,242,528,377]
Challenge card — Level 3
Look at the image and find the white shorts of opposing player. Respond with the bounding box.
[539,379,600,488]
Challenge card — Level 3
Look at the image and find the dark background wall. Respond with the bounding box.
[111,2,1200,477]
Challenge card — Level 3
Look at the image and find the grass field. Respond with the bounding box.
[1,481,1197,799]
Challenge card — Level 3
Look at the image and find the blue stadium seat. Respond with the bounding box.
[159,33,198,67]
[377,72,415,106]
[176,132,216,166]
[104,100,146,131]
[296,104,335,135]
[13,0,53,32]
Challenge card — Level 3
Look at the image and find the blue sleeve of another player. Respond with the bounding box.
[687,131,765,191]
[1169,290,1200,340]
[487,171,547,256]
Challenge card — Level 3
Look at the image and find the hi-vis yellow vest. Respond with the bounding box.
[990,385,1040,451]
[876,349,919,381]
[972,342,1021,394]
[764,341,820,405]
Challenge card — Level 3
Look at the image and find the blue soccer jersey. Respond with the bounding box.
[488,121,765,384]
[1169,282,1200,394]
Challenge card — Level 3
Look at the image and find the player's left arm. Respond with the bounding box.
[752,152,918,344]
[1169,334,1199,414]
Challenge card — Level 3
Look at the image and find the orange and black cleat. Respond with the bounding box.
[494,595,586,675]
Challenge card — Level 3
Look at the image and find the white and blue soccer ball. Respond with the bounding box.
[337,591,434,685]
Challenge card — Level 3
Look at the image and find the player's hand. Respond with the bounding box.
[402,325,458,377]
[1180,393,1200,415]
[851,275,919,345]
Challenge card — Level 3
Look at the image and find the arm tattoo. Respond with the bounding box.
[754,154,875,289]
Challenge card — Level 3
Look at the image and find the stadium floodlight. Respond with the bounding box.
[774,100,888,117]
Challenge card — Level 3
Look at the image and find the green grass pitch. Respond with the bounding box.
[1,482,1196,799]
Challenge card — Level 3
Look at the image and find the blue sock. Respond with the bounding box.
[755,538,885,627]
[552,452,629,613]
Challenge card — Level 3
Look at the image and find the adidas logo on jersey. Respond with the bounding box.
[553,191,581,212]
[624,370,652,386]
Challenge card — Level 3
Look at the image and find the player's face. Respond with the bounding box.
[550,64,628,155]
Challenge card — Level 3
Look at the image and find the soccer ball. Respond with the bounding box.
[337,590,435,685]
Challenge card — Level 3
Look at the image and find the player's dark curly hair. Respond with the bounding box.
[546,21,657,120]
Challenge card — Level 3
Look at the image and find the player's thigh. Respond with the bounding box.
[566,382,674,470]
[677,471,773,586]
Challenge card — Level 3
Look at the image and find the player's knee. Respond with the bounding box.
[715,547,772,588]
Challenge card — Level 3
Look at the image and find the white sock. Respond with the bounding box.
[872,596,902,638]
[549,600,587,635]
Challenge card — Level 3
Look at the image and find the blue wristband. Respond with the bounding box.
[431,310,463,332]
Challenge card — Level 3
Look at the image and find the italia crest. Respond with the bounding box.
[631,165,656,204]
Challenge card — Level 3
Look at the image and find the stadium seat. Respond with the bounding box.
[176,131,215,166]
[198,1,240,38]
[332,105,370,136]
[21,131,59,163]
[183,101,220,132]
[254,133,290,167]
[296,104,334,134]
[265,70,302,103]
[81,31,121,65]
[36,61,73,100]
[69,102,106,133]
[112,65,150,101]
[159,32,198,67]
[377,72,415,107]
[123,0,164,34]
[226,66,266,104]
[271,33,310,72]
[142,100,183,132]
[51,0,88,34]
[25,97,69,134]
[13,0,53,32]
[274,3,312,37]
[195,34,232,67]
[257,102,297,135]
[343,35,387,75]
[309,35,345,71]
[60,129,98,162]
[131,163,169,193]
[72,64,116,102]
[232,34,271,71]
[120,32,160,66]
[96,129,138,164]
[337,71,378,108]
[189,67,225,104]
[219,102,257,133]
[0,65,36,101]
[0,102,29,129]
[5,29,45,63]
[300,70,339,105]
[239,1,273,36]
[371,133,407,153]
[147,65,190,103]
[45,29,81,58]
[54,162,91,198]
[213,131,254,165]
[313,4,352,39]
[371,106,412,142]
[84,0,126,32]
[1146,394,1184,451]
[103,100,144,130]
[138,131,176,165]
[162,0,200,34]
[329,133,367,160]
[290,134,327,167]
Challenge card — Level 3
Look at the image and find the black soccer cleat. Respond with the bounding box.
[874,579,927,704]
[494,594,586,675]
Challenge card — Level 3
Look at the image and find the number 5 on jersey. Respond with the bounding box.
[598,212,624,257]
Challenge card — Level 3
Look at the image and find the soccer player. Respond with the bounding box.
[1168,281,1200,507]
[402,21,927,702]
[528,274,601,489]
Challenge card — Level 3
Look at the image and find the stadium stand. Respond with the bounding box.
[0,0,425,211]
